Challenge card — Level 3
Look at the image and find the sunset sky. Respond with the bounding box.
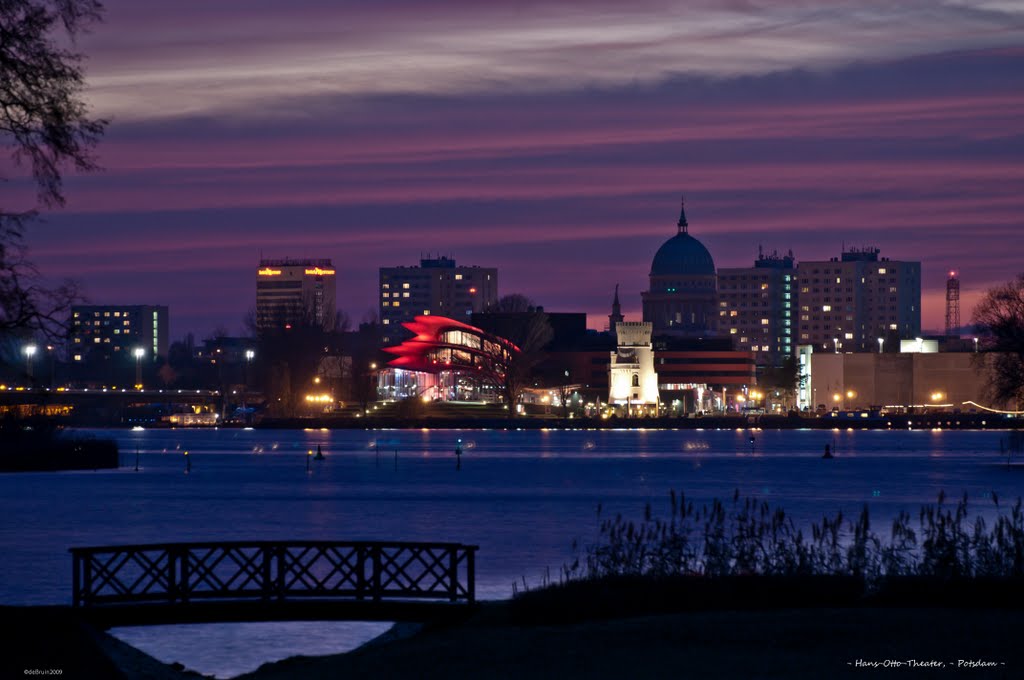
[15,0,1024,339]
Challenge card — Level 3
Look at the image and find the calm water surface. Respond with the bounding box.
[1,427,1021,677]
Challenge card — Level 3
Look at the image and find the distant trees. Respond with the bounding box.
[254,305,348,416]
[973,273,1024,408]
[1,0,106,345]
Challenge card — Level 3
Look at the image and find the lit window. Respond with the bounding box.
[383,319,390,325]
[845,333,854,340]
[761,283,768,290]
[104,311,110,317]
[879,268,887,274]
[730,328,737,334]
[402,283,410,289]
[730,311,738,317]
[114,312,120,317]
[74,338,81,343]
[761,318,769,325]
[403,292,410,298]
[455,274,463,281]
[822,305,832,312]
[889,323,898,330]
[423,310,431,315]
[73,354,81,361]
[382,293,389,299]
[94,337,100,343]
[383,283,390,289]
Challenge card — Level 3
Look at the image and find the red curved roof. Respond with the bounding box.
[382,315,519,378]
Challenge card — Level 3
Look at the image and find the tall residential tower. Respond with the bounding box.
[379,256,497,345]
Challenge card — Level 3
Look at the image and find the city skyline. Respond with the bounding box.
[10,1,1023,339]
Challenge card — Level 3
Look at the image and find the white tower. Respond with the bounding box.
[609,322,660,414]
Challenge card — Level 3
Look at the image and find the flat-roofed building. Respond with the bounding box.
[379,256,497,345]
[70,305,169,384]
[796,247,920,353]
[718,249,796,366]
[256,258,337,332]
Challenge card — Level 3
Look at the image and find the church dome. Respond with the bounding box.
[649,201,715,277]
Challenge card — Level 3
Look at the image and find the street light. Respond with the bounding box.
[973,337,978,353]
[832,338,839,354]
[133,347,145,388]
[877,337,884,354]
[23,344,37,384]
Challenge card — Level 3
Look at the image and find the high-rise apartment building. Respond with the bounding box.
[379,256,497,345]
[795,247,920,352]
[70,305,169,364]
[717,249,796,366]
[255,258,337,332]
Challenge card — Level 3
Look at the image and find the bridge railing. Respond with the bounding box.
[71,541,477,607]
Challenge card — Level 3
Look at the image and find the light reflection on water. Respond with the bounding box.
[1,427,1021,677]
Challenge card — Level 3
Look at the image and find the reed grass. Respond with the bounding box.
[563,490,1024,585]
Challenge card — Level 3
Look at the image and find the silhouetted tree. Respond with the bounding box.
[498,310,553,415]
[758,356,800,410]
[973,273,1024,408]
[1,0,106,344]
[495,293,537,313]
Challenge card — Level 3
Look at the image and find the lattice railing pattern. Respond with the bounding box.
[71,541,476,606]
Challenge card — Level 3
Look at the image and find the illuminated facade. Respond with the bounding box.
[803,348,991,412]
[379,256,497,345]
[717,249,796,366]
[70,305,168,364]
[796,248,920,352]
[642,199,717,337]
[608,322,659,410]
[256,258,337,332]
[381,316,518,402]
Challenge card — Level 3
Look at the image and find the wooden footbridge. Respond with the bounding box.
[70,541,477,628]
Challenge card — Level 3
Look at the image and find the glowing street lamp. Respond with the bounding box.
[973,337,978,353]
[877,337,884,354]
[23,344,37,384]
[133,347,145,388]
[832,338,839,354]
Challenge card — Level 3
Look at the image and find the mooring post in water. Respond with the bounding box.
[455,439,463,471]
[307,449,312,473]
[135,447,139,472]
[184,450,190,474]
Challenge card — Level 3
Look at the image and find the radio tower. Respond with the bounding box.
[945,270,960,337]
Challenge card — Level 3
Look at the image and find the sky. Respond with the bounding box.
[12,0,1024,339]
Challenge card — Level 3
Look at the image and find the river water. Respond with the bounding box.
[1,427,1021,677]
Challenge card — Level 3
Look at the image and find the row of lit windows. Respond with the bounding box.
[72,310,135,319]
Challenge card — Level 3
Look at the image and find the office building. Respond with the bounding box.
[256,258,337,332]
[379,256,497,345]
[717,249,796,366]
[795,247,920,352]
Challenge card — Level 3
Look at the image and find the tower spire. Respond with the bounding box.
[609,283,624,333]
[677,195,688,234]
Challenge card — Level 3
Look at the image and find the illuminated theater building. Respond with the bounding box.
[255,258,337,332]
[380,316,519,402]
